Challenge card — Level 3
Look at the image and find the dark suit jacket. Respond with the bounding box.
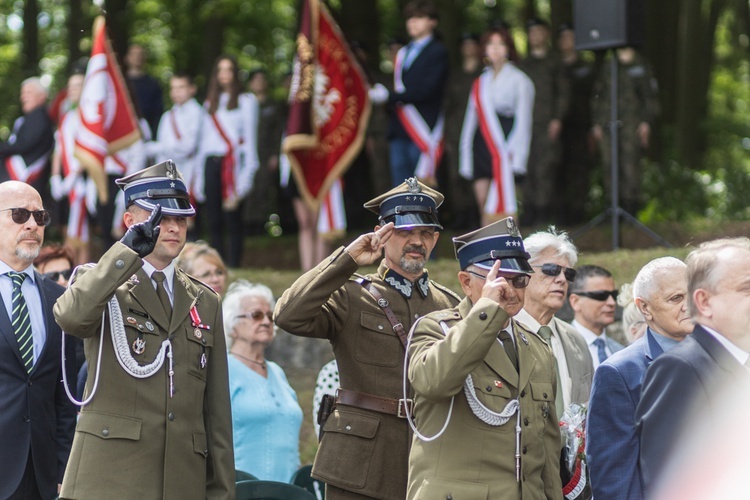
[388,37,449,141]
[587,328,664,500]
[635,324,747,491]
[0,106,54,188]
[0,271,77,499]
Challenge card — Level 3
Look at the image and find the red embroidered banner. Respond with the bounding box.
[75,16,141,203]
[282,0,371,209]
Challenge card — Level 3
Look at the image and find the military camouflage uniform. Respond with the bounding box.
[591,53,659,213]
[519,52,570,224]
[559,56,597,223]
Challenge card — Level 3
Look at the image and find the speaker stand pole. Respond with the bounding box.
[572,51,671,250]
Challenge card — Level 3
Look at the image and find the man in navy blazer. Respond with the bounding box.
[0,180,77,500]
[586,257,692,500]
[636,238,750,493]
[370,1,449,186]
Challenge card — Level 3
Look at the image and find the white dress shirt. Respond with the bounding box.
[702,325,750,367]
[572,319,614,370]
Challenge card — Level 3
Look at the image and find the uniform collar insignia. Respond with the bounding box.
[382,268,430,299]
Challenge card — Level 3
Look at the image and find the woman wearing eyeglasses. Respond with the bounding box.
[222,280,303,482]
[177,241,228,296]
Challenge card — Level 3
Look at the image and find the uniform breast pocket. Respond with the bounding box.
[462,375,514,431]
[530,381,554,434]
[122,320,163,361]
[354,311,402,367]
[186,326,214,381]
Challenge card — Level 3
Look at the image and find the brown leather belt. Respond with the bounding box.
[336,388,413,418]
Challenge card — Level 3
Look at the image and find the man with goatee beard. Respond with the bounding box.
[275,177,460,500]
[0,181,77,500]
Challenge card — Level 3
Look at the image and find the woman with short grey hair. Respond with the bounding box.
[221,280,302,482]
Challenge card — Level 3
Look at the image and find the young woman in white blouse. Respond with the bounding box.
[199,55,259,268]
[459,27,535,226]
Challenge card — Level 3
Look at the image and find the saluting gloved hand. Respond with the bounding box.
[120,204,163,258]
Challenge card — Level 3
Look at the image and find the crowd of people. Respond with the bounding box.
[0,1,740,499]
[0,1,660,274]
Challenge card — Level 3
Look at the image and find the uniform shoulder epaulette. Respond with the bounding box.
[351,273,372,285]
[182,271,220,298]
[422,307,461,323]
[429,280,462,302]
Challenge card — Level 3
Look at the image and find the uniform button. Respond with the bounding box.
[169,333,175,340]
[523,446,527,454]
[414,314,419,319]
[345,425,352,431]
[524,418,529,426]
[115,259,125,269]
[520,390,526,397]
[446,495,453,500]
[486,386,492,392]
[479,312,487,320]
[102,428,109,436]
[202,338,207,345]
[378,325,384,330]
[23,416,30,423]
[27,380,32,386]
[168,412,175,421]
[543,393,548,399]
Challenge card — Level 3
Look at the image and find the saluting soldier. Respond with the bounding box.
[274,178,460,500]
[407,218,562,500]
[54,160,234,500]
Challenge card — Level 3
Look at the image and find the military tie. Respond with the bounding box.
[498,329,518,370]
[7,272,33,373]
[593,337,608,364]
[152,271,172,321]
[538,326,565,419]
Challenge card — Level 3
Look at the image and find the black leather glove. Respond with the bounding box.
[120,204,163,258]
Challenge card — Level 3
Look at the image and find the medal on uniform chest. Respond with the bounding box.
[189,305,210,330]
[200,351,207,369]
[145,321,155,332]
[132,335,146,355]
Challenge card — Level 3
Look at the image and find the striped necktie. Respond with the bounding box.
[7,272,33,373]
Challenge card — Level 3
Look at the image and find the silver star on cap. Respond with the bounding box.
[170,182,176,188]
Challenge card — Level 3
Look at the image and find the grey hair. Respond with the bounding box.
[21,77,48,96]
[686,237,750,317]
[221,279,276,349]
[618,283,646,342]
[523,226,579,267]
[632,256,685,302]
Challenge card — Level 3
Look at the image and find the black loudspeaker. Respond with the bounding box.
[574,0,645,50]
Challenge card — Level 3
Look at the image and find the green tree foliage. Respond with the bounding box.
[1,0,747,220]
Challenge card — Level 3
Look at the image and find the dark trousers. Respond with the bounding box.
[203,156,243,268]
[8,450,43,500]
[95,174,121,252]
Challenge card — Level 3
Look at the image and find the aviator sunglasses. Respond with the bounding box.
[236,310,274,322]
[43,269,73,282]
[535,263,577,282]
[467,270,530,289]
[572,290,619,301]
[1,208,52,226]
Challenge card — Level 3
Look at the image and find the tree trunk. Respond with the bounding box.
[22,0,39,76]
[104,0,131,64]
[67,0,84,73]
[336,0,381,73]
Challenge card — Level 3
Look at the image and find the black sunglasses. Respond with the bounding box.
[535,263,577,282]
[43,269,73,281]
[1,208,52,226]
[236,310,273,322]
[573,290,619,301]
[467,270,530,289]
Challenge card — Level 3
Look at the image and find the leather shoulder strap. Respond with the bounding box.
[359,280,408,348]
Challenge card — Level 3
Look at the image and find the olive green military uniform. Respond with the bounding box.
[519,52,570,224]
[591,53,659,213]
[274,248,460,499]
[54,243,235,500]
[408,296,562,500]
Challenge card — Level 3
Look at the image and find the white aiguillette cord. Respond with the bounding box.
[62,265,173,406]
[402,318,522,480]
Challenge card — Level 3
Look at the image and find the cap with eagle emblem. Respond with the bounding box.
[363,177,444,229]
[115,159,196,217]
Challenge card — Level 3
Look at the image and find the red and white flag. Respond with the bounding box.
[282,0,371,212]
[75,16,140,203]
